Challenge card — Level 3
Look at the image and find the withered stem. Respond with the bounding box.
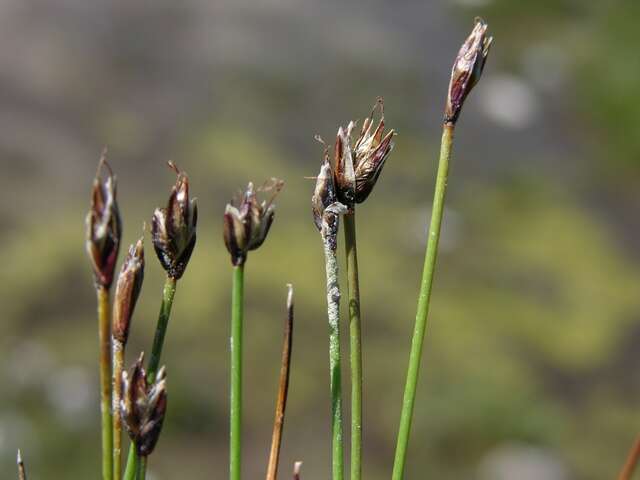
[618,435,640,480]
[266,285,294,480]
[17,450,26,480]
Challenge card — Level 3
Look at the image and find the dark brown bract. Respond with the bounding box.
[445,18,492,125]
[352,100,395,203]
[86,154,122,289]
[112,237,144,344]
[223,179,284,266]
[120,353,167,457]
[151,163,198,279]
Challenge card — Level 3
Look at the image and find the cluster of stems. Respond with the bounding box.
[307,18,492,480]
[86,160,194,480]
[78,16,496,480]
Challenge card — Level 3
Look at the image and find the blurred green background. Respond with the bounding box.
[2,1,640,479]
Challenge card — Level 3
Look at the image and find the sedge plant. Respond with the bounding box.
[312,153,348,480]
[86,153,121,480]
[123,161,198,478]
[331,99,395,480]
[392,18,492,479]
[223,179,284,480]
[111,237,144,480]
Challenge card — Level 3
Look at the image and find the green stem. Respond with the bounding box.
[138,456,147,480]
[230,264,245,480]
[112,338,125,480]
[392,123,455,480]
[321,209,344,480]
[123,446,138,480]
[123,276,177,476]
[147,276,178,383]
[343,211,362,480]
[123,446,137,480]
[97,287,113,480]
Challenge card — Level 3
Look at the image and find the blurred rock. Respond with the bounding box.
[480,74,540,129]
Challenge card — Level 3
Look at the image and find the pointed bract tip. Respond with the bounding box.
[293,461,303,479]
[17,450,26,480]
[286,283,294,310]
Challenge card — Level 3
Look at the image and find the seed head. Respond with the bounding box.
[86,152,122,289]
[151,162,198,279]
[445,17,493,124]
[112,237,144,344]
[331,99,396,207]
[352,99,395,203]
[223,178,284,266]
[120,353,168,457]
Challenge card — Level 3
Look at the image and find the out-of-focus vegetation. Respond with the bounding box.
[1,1,640,479]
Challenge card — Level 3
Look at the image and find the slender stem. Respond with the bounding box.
[266,285,294,480]
[123,446,137,480]
[123,276,178,476]
[97,287,114,480]
[230,264,245,480]
[343,211,362,480]
[392,123,455,480]
[112,338,125,480]
[138,456,147,480]
[321,209,345,480]
[147,276,178,383]
[618,435,640,480]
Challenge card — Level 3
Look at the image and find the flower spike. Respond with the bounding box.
[151,162,198,279]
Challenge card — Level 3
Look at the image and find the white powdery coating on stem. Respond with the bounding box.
[321,210,342,379]
[320,204,346,475]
